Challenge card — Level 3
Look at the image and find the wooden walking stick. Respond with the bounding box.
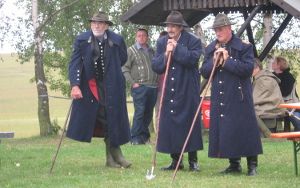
[146,52,172,180]
[172,52,224,182]
[49,100,73,174]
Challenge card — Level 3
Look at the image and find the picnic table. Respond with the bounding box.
[0,132,14,143]
[270,102,300,176]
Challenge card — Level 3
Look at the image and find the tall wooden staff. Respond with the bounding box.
[146,52,172,180]
[172,51,224,182]
[49,100,73,174]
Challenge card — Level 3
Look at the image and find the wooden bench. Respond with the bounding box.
[0,132,15,143]
[270,132,300,176]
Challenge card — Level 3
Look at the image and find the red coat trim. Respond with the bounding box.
[88,79,99,101]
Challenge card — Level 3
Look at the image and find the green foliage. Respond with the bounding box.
[50,118,62,135]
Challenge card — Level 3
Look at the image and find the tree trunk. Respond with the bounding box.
[263,13,273,70]
[32,0,52,136]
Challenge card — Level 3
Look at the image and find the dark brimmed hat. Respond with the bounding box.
[209,13,235,29]
[89,11,113,26]
[162,11,188,27]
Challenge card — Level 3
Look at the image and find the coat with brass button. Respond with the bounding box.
[152,30,203,154]
[67,30,130,147]
[200,34,263,158]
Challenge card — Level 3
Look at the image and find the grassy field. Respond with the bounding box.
[1,136,300,188]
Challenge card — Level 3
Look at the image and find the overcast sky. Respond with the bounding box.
[0,0,27,53]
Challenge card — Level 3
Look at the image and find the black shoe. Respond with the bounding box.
[220,165,242,174]
[247,168,257,176]
[161,161,184,171]
[189,162,200,172]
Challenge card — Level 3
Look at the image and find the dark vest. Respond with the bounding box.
[94,40,105,82]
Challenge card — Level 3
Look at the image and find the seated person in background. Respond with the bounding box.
[272,56,300,131]
[252,59,287,137]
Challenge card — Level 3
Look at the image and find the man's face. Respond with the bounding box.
[136,30,148,46]
[272,61,279,71]
[91,21,108,37]
[166,24,182,39]
[214,25,232,44]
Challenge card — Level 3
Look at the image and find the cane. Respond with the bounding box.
[49,100,73,174]
[146,52,172,180]
[172,52,223,182]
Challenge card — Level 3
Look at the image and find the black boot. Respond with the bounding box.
[247,156,258,176]
[109,142,132,168]
[188,151,200,172]
[161,153,184,171]
[221,158,242,174]
[104,139,121,168]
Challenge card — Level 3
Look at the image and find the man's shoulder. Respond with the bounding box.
[205,40,218,54]
[77,31,92,40]
[231,35,252,49]
[107,30,123,41]
[182,30,201,42]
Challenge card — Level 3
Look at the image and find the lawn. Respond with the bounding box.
[1,136,300,188]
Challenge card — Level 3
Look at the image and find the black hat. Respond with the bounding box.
[89,11,113,26]
[162,11,188,27]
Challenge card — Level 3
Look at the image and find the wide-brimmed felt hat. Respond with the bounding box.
[89,11,113,26]
[162,11,188,27]
[209,13,235,29]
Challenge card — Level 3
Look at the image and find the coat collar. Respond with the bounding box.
[206,33,243,54]
[79,30,119,46]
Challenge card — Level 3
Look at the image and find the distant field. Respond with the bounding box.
[0,53,134,138]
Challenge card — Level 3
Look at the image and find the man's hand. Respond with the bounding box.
[132,83,140,89]
[165,39,177,56]
[214,48,228,66]
[71,85,83,99]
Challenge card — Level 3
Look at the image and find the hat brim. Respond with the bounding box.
[161,20,189,27]
[89,19,113,26]
[208,22,235,29]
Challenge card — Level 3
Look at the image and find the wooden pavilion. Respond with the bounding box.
[121,0,300,60]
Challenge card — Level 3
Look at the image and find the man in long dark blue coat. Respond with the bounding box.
[200,14,263,176]
[152,11,203,172]
[66,12,131,168]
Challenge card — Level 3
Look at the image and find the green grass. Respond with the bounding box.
[0,136,300,188]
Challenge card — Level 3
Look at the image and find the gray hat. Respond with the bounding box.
[209,13,235,29]
[163,11,188,27]
[89,11,113,26]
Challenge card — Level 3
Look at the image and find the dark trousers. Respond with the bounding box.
[171,151,198,163]
[95,81,107,137]
[131,85,157,142]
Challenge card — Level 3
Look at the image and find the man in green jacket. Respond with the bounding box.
[122,28,158,145]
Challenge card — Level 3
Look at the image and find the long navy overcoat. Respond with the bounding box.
[200,34,263,158]
[66,30,130,147]
[152,30,203,154]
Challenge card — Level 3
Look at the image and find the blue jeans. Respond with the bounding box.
[289,111,300,131]
[131,85,157,142]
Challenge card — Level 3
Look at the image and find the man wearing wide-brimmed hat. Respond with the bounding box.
[67,11,131,169]
[200,13,263,176]
[152,11,203,172]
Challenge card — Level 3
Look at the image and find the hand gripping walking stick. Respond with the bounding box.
[49,100,73,174]
[172,52,223,182]
[146,52,172,180]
